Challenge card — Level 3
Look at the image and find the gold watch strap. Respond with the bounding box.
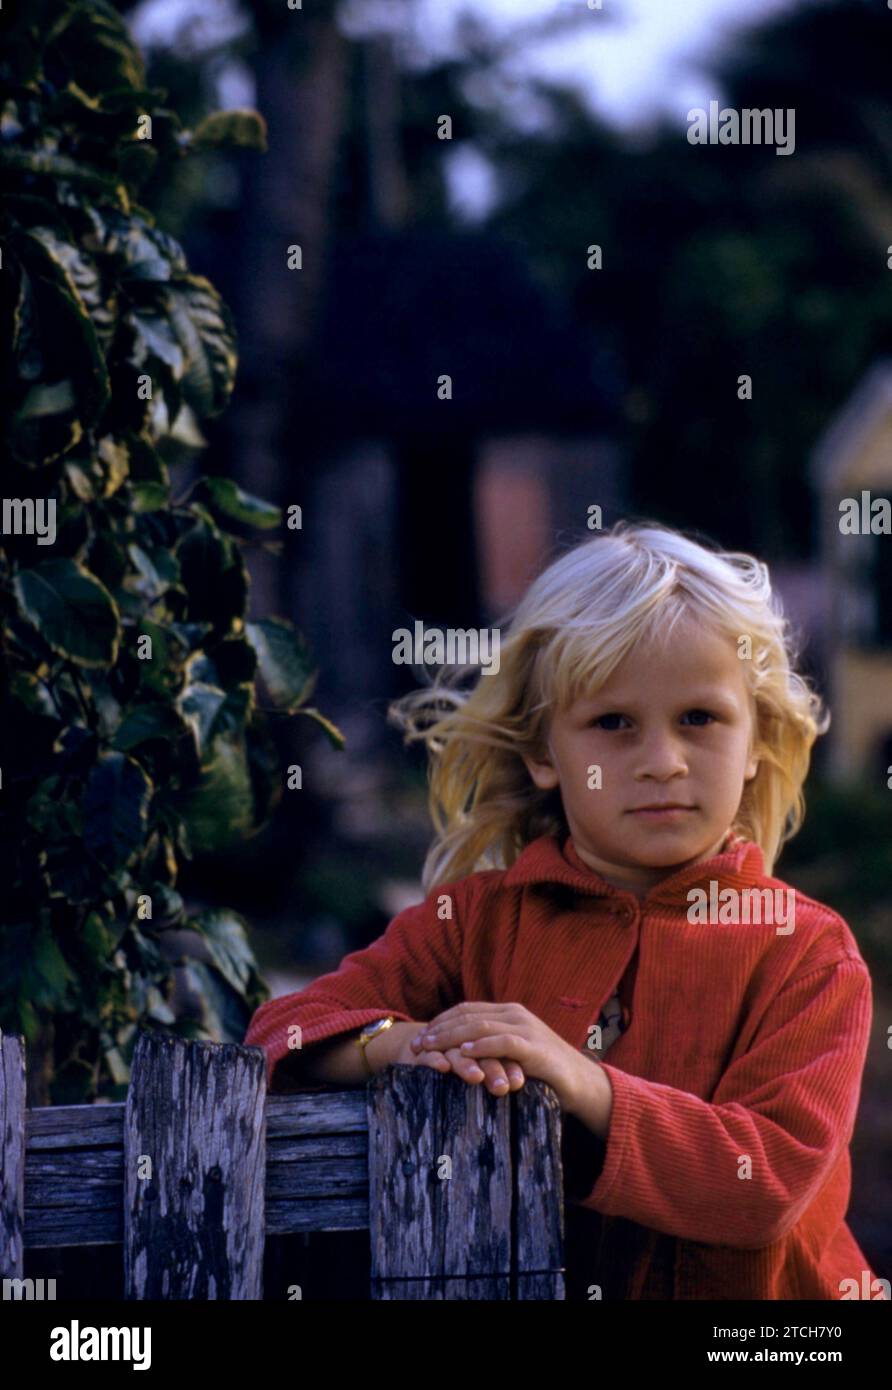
[355,1016,395,1074]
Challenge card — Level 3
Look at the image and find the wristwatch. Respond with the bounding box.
[355,1016,395,1074]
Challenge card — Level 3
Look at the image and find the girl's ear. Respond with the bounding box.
[522,749,560,791]
[744,753,758,782]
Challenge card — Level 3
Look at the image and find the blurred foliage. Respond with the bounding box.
[0,0,342,1102]
[476,0,892,559]
[781,777,892,976]
[122,0,892,564]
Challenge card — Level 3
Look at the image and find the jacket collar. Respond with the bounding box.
[502,830,766,908]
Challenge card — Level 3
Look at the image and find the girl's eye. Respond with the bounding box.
[682,709,716,726]
[590,713,627,730]
[589,709,716,730]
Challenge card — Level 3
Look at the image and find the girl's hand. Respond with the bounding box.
[368,1021,525,1096]
[410,1001,582,1112]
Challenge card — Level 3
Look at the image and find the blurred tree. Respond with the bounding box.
[116,0,892,566]
[479,0,892,559]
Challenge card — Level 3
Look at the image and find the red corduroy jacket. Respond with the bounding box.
[244,831,885,1301]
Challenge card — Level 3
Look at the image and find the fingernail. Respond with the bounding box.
[460,1040,474,1051]
[423,1032,436,1043]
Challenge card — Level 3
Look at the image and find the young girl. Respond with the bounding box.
[244,519,885,1302]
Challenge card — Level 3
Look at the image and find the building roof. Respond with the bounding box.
[810,358,892,490]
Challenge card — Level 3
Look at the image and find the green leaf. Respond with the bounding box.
[58,0,147,94]
[112,702,186,752]
[176,515,247,628]
[176,681,228,761]
[125,431,169,484]
[117,141,159,192]
[25,225,115,351]
[245,618,317,709]
[203,477,281,529]
[128,922,168,977]
[124,543,180,603]
[82,910,118,965]
[128,304,185,373]
[130,480,169,512]
[24,927,77,1009]
[8,226,111,459]
[296,706,347,750]
[175,959,249,1043]
[8,670,58,719]
[114,212,188,282]
[145,985,176,1025]
[190,908,257,995]
[178,732,254,852]
[14,559,121,666]
[166,399,207,448]
[83,751,153,870]
[11,251,46,381]
[133,621,190,695]
[15,380,76,418]
[245,715,282,828]
[165,274,237,418]
[102,1045,132,1088]
[65,458,100,501]
[0,148,130,204]
[97,435,129,496]
[190,109,268,153]
[17,998,41,1047]
[210,637,257,689]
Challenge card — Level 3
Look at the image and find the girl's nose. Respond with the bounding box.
[634,737,689,779]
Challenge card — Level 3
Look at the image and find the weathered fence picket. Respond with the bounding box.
[367,1066,563,1298]
[123,1031,267,1299]
[0,1030,25,1281]
[0,1026,566,1300]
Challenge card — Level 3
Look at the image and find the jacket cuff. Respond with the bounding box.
[573,1061,635,1210]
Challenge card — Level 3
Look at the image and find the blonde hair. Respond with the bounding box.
[388,518,829,891]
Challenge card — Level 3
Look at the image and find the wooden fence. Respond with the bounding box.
[0,1027,566,1299]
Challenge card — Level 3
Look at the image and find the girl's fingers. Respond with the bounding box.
[413,1022,499,1052]
[456,1033,524,1063]
[413,1005,516,1049]
[444,1046,486,1084]
[416,1049,451,1072]
[444,1050,521,1097]
[414,1046,525,1094]
[411,1028,486,1045]
[476,1058,512,1095]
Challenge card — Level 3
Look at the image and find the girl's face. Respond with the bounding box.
[522,615,759,897]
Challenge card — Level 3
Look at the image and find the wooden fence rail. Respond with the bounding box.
[0,1027,566,1299]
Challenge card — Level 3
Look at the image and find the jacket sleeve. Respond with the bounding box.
[570,956,873,1249]
[243,884,466,1089]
